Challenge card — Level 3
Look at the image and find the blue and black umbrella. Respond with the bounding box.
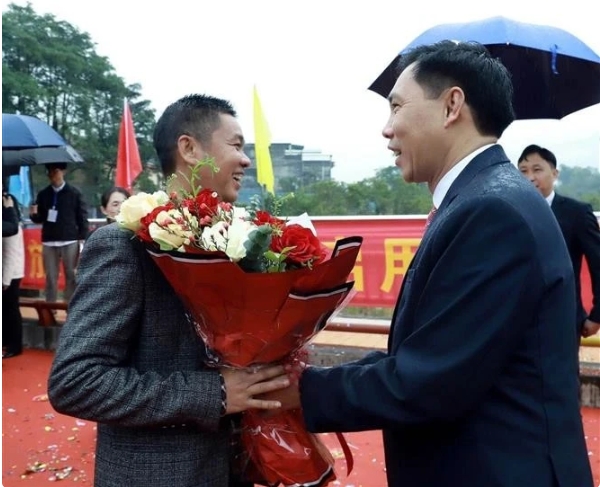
[2,113,84,176]
[368,16,600,120]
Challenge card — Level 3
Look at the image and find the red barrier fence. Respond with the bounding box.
[21,215,595,311]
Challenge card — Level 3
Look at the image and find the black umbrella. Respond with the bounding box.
[2,145,84,167]
[2,113,84,173]
[369,16,600,120]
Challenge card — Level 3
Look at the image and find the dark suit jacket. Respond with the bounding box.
[300,146,593,487]
[551,193,600,330]
[48,224,239,487]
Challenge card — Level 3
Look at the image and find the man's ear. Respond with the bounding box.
[444,87,465,126]
[176,134,204,166]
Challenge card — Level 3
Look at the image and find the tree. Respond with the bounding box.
[272,166,432,216]
[556,165,600,210]
[2,2,158,213]
[277,180,351,216]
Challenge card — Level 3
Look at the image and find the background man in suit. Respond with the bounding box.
[265,41,593,487]
[29,163,89,303]
[48,94,289,487]
[518,144,600,339]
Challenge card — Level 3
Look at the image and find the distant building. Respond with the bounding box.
[243,143,334,196]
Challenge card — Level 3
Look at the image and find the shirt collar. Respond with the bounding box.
[545,190,555,206]
[52,182,66,192]
[432,143,495,209]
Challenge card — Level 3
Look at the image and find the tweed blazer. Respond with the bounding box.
[48,223,238,487]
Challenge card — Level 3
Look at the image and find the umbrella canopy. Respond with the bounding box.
[369,16,600,120]
[2,113,84,171]
[2,146,84,167]
[2,113,68,149]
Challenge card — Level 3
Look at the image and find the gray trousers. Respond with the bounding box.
[42,242,79,302]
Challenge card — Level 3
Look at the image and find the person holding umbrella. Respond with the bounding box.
[265,41,593,487]
[29,163,89,304]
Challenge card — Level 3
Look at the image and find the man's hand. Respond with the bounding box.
[581,319,600,338]
[220,364,289,415]
[256,361,306,415]
[258,382,302,412]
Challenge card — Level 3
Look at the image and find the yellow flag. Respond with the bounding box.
[253,86,275,194]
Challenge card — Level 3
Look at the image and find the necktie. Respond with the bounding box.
[425,207,437,228]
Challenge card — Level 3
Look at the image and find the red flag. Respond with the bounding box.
[115,98,142,192]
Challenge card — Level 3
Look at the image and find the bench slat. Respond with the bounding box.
[19,299,68,326]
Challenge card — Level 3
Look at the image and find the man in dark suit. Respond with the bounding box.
[518,144,600,339]
[265,41,593,487]
[48,95,290,487]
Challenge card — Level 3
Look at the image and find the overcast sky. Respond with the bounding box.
[3,0,599,181]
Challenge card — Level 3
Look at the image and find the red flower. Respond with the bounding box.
[254,210,285,228]
[184,189,220,219]
[138,203,174,243]
[271,224,326,266]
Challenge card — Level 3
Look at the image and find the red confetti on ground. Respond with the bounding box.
[2,349,599,486]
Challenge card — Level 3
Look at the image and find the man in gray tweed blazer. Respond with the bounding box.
[48,94,290,487]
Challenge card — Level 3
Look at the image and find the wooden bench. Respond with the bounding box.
[19,298,68,327]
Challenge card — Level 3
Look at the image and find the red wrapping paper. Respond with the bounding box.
[146,236,362,487]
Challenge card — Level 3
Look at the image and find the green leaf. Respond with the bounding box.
[243,225,273,262]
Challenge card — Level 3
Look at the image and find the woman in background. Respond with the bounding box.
[3,193,19,237]
[100,187,130,223]
[3,188,25,358]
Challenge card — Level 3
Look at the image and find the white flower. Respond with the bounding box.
[225,219,255,261]
[116,191,169,232]
[149,208,193,251]
[149,229,185,253]
[232,206,249,221]
[201,221,229,252]
[152,191,170,206]
[181,207,200,233]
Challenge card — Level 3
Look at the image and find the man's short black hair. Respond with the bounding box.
[46,163,67,172]
[153,94,237,177]
[518,144,558,169]
[396,40,515,138]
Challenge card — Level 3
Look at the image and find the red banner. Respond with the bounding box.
[22,216,595,310]
[311,216,594,310]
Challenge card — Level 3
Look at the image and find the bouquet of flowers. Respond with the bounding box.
[116,161,362,486]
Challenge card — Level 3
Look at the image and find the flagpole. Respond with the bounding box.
[123,97,130,184]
